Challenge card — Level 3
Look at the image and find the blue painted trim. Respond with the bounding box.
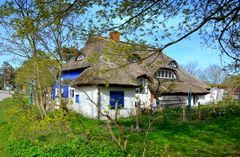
[52,68,86,100]
[75,94,80,103]
[62,69,85,80]
[53,82,69,99]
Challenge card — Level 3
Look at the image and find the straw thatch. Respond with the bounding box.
[64,36,210,94]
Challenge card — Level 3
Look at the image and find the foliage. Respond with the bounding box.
[1,98,240,156]
[1,1,239,68]
[95,0,240,65]
[224,74,240,87]
[0,98,124,157]
[0,79,3,90]
[0,61,15,89]
[15,54,58,117]
[15,54,57,92]
[0,0,97,59]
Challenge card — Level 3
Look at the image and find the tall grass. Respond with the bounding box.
[0,98,240,156]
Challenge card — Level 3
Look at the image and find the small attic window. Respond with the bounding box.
[76,53,85,61]
[168,61,178,68]
[128,54,141,63]
[156,69,177,80]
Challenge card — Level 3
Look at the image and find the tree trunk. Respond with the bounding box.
[182,102,186,121]
[58,65,64,111]
[97,87,101,119]
[115,102,118,123]
[136,100,141,130]
[197,102,201,120]
[36,65,47,118]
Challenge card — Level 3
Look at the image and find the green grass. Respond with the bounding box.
[0,98,240,156]
[0,98,19,157]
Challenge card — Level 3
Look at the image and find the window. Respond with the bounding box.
[75,94,80,103]
[55,88,58,97]
[70,89,74,98]
[110,91,124,109]
[136,78,148,94]
[128,54,141,63]
[156,69,177,79]
[168,61,178,68]
[76,53,85,61]
[62,86,69,98]
[55,88,64,97]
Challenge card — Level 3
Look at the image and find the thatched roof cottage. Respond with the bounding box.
[53,32,210,118]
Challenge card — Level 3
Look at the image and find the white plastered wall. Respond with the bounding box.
[135,88,151,108]
[69,86,136,119]
[197,88,225,105]
[69,86,98,118]
[99,86,136,119]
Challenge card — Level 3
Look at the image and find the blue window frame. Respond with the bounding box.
[75,94,80,104]
[110,91,124,109]
[52,82,69,99]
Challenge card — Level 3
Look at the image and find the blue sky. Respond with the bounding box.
[164,34,230,69]
[0,33,230,69]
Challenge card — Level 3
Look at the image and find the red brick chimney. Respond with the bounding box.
[109,31,120,42]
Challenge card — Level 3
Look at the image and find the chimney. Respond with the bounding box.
[109,31,120,42]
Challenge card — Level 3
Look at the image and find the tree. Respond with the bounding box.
[199,64,227,84]
[181,61,200,78]
[15,53,58,118]
[0,61,15,90]
[5,1,237,65]
[224,74,240,95]
[91,0,240,70]
[0,0,95,115]
[224,75,240,86]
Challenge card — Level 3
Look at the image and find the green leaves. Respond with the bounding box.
[15,54,58,91]
[0,61,15,89]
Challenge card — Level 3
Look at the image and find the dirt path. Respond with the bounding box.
[0,90,12,101]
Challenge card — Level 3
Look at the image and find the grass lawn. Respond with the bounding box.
[0,98,240,156]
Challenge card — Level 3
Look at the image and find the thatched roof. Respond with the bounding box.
[64,36,210,94]
[153,81,209,95]
[62,37,107,71]
[72,67,139,87]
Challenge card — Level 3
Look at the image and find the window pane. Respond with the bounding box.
[165,71,168,78]
[173,73,176,78]
[157,69,177,80]
[161,71,164,77]
[70,89,74,98]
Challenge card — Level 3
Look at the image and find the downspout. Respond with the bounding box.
[97,87,101,119]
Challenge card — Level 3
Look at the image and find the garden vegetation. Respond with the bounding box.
[0,97,239,156]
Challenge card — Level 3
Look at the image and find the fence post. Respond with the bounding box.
[29,80,34,105]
